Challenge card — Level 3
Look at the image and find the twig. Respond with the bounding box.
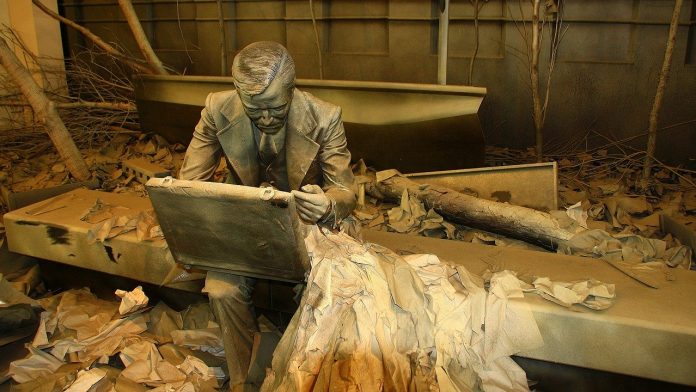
[1,100,135,111]
[309,0,324,79]
[642,0,686,188]
[216,0,228,75]
[467,0,488,85]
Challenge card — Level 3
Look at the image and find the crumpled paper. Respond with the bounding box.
[565,201,589,229]
[520,276,616,310]
[83,199,164,244]
[115,286,149,315]
[387,189,426,233]
[10,287,229,391]
[171,328,225,357]
[559,229,692,269]
[384,189,456,239]
[9,345,64,383]
[0,273,40,307]
[64,367,108,392]
[262,226,544,392]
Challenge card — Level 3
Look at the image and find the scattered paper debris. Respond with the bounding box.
[10,287,229,392]
[559,229,692,269]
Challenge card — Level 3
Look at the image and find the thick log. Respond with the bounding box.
[0,36,90,181]
[373,173,574,249]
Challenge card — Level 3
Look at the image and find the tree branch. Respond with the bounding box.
[641,0,684,188]
[1,100,136,111]
[0,36,90,180]
[117,0,168,75]
[32,0,154,75]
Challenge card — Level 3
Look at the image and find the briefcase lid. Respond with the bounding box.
[146,177,309,283]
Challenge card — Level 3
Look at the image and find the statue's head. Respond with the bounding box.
[232,41,295,134]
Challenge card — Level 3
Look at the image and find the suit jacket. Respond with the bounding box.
[179,88,357,221]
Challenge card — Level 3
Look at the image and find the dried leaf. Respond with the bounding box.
[51,163,66,173]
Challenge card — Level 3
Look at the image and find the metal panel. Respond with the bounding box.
[146,178,309,282]
[405,162,558,211]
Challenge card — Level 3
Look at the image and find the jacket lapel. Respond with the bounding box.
[217,89,319,190]
[217,96,259,186]
[286,90,319,190]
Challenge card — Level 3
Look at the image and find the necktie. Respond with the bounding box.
[259,131,277,165]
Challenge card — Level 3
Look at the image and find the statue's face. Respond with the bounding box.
[239,76,293,135]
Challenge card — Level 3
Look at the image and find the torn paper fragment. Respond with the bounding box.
[121,358,186,386]
[525,276,616,310]
[375,169,401,183]
[0,273,40,307]
[64,367,107,392]
[565,201,588,229]
[387,189,426,233]
[119,339,161,368]
[147,302,184,344]
[115,286,149,315]
[9,345,65,383]
[171,328,225,357]
[136,209,164,241]
[177,355,223,386]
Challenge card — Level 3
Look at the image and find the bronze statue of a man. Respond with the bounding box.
[179,41,356,388]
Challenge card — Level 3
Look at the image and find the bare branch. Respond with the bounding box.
[0,35,90,180]
[641,0,685,188]
[309,0,324,79]
[117,0,168,75]
[1,100,136,111]
[32,0,154,75]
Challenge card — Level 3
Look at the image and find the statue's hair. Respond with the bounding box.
[232,41,295,96]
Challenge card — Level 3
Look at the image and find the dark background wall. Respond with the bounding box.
[60,0,696,166]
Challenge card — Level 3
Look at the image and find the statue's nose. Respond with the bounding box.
[259,110,272,125]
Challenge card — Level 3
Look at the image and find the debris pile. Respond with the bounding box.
[7,287,230,391]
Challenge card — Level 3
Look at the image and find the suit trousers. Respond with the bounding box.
[203,271,259,387]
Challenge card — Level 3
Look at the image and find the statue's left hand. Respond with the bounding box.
[292,184,331,224]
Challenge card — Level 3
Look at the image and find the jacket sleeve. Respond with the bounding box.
[318,106,357,224]
[179,93,223,181]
